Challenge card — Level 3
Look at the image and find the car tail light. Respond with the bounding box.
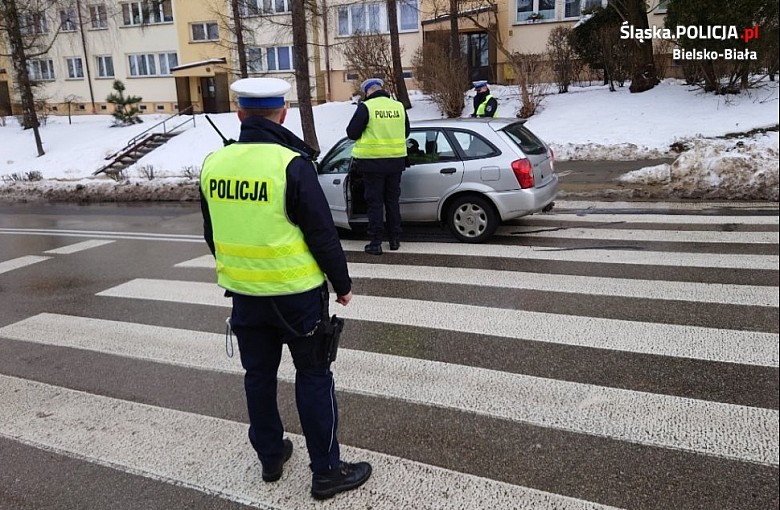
[511,159,535,189]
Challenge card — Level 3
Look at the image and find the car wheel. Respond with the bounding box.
[447,195,498,243]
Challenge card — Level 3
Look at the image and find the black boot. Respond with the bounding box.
[261,438,293,482]
[364,243,383,255]
[311,461,372,500]
[389,239,400,251]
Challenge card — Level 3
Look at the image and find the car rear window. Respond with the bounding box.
[502,123,547,155]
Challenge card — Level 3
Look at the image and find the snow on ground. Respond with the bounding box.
[0,79,778,201]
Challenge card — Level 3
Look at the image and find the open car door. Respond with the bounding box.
[316,138,353,229]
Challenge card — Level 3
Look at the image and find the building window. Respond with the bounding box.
[122,0,173,26]
[516,0,555,22]
[139,104,148,111]
[156,104,165,111]
[129,54,156,76]
[158,52,178,75]
[267,46,294,71]
[66,57,84,79]
[402,70,413,79]
[96,55,114,77]
[60,8,77,32]
[337,0,417,36]
[399,0,418,31]
[241,0,291,16]
[191,22,219,41]
[564,0,604,18]
[28,59,55,81]
[20,12,48,35]
[655,0,668,13]
[128,52,177,76]
[247,47,263,73]
[90,4,108,29]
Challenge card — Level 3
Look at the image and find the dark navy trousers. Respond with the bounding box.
[362,171,402,245]
[230,286,340,474]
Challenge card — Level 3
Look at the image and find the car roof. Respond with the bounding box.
[409,117,526,132]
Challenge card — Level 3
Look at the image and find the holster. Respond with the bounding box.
[319,314,344,363]
[317,283,344,364]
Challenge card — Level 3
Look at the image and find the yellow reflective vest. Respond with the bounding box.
[476,94,498,117]
[352,96,407,159]
[200,143,325,296]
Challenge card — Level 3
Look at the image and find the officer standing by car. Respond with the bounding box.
[471,80,498,118]
[199,77,371,500]
[347,78,410,255]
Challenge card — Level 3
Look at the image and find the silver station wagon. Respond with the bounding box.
[316,118,558,243]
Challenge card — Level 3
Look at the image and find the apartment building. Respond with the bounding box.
[1,1,669,116]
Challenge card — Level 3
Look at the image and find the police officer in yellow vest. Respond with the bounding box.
[200,77,371,500]
[347,78,410,255]
[471,80,498,118]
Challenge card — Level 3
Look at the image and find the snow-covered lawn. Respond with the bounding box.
[1,78,778,201]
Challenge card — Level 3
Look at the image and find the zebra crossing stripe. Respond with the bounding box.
[336,241,779,270]
[0,374,620,510]
[175,257,777,307]
[2,313,776,466]
[43,239,115,254]
[95,279,779,367]
[517,213,779,225]
[551,200,778,212]
[495,226,778,244]
[0,255,51,275]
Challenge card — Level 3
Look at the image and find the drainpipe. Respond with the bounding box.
[322,0,332,101]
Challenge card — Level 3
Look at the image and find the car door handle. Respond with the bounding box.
[440,167,457,174]
[333,179,341,185]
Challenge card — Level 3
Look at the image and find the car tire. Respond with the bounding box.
[447,194,498,243]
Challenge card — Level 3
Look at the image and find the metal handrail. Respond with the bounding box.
[123,105,196,151]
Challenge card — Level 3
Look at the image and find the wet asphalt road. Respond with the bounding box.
[0,200,777,510]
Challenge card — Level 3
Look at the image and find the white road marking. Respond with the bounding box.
[1,314,776,466]
[0,374,620,510]
[0,255,51,275]
[337,240,779,270]
[175,257,778,307]
[43,239,115,254]
[520,213,779,225]
[551,200,779,211]
[497,226,778,244]
[94,279,778,367]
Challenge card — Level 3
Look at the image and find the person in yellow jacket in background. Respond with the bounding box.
[200,77,371,500]
[347,78,410,255]
[471,80,498,118]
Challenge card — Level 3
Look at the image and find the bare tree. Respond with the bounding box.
[0,0,66,156]
[230,0,248,78]
[291,0,318,151]
[341,34,396,95]
[387,0,411,108]
[412,37,467,118]
[547,26,578,93]
[608,0,659,93]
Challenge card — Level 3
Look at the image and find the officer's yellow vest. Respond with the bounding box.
[200,143,325,296]
[476,94,498,117]
[352,96,407,159]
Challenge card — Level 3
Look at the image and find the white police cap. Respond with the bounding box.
[472,80,488,90]
[360,78,384,94]
[231,77,291,109]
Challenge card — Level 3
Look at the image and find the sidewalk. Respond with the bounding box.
[555,158,676,199]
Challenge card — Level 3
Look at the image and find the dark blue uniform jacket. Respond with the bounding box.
[200,116,352,297]
[472,90,498,118]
